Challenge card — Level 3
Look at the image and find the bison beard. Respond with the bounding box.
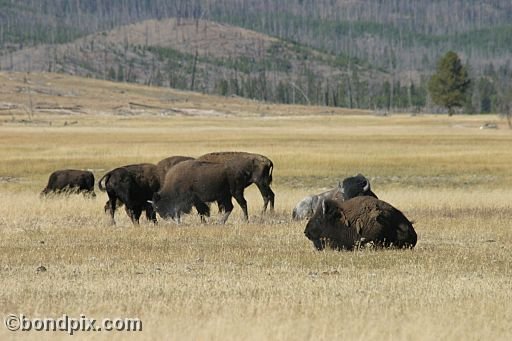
[304,196,417,250]
[152,160,249,224]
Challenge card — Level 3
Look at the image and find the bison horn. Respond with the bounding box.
[147,200,154,205]
[363,179,370,192]
[321,199,327,215]
[338,181,345,194]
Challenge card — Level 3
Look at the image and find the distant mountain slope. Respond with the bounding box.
[1,1,511,112]
[0,18,388,108]
[2,0,512,72]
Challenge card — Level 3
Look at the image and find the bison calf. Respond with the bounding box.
[41,169,95,197]
[304,196,417,251]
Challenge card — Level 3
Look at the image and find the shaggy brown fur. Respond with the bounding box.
[304,196,417,250]
[41,169,95,197]
[197,152,274,212]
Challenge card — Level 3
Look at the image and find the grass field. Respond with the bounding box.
[1,72,512,340]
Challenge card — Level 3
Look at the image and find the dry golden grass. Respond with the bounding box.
[1,72,512,340]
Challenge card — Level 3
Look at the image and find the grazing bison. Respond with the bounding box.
[41,169,95,197]
[98,163,160,225]
[155,155,195,182]
[197,152,274,212]
[304,196,417,251]
[152,160,250,224]
[292,174,377,220]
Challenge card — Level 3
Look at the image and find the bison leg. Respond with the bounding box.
[106,194,118,225]
[217,199,234,224]
[145,204,158,225]
[232,190,249,221]
[256,183,275,212]
[194,200,210,224]
[125,206,142,225]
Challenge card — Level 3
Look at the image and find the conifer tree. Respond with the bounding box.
[428,51,471,115]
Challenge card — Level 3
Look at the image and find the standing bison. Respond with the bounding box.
[197,152,274,212]
[292,174,377,220]
[152,159,250,224]
[304,196,417,251]
[98,163,160,225]
[155,155,195,183]
[41,169,95,197]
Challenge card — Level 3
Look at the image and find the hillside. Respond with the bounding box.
[0,18,391,108]
[1,1,511,113]
[0,71,367,121]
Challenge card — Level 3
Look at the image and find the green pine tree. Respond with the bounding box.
[428,51,471,115]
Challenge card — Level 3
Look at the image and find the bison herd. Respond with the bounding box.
[41,151,417,251]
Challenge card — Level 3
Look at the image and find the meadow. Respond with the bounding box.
[1,73,512,340]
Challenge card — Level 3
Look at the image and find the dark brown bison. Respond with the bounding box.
[197,151,274,212]
[41,169,95,197]
[155,155,195,182]
[339,173,377,201]
[98,163,160,225]
[304,196,417,251]
[152,160,250,224]
[292,174,377,220]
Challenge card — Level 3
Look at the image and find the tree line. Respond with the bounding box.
[1,1,511,115]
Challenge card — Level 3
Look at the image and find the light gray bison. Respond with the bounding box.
[292,174,377,220]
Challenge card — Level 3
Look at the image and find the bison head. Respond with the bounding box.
[150,192,178,222]
[150,192,196,223]
[340,174,377,201]
[304,199,357,251]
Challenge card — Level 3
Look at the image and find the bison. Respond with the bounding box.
[292,174,377,220]
[292,187,343,220]
[339,173,377,201]
[304,196,417,251]
[197,152,274,212]
[98,163,160,225]
[155,155,195,183]
[41,169,95,197]
[152,159,250,224]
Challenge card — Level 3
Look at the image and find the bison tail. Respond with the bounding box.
[268,162,273,185]
[98,172,111,192]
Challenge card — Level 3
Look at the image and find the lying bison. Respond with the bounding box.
[155,155,195,183]
[339,173,377,201]
[292,186,343,220]
[152,160,249,224]
[197,152,274,212]
[41,169,95,197]
[98,163,160,225]
[304,196,417,251]
[292,174,377,220]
